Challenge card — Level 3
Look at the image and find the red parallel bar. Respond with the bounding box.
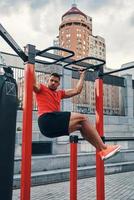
[95,78,105,200]
[70,141,77,200]
[20,63,34,200]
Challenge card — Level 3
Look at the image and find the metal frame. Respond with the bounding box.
[103,136,134,142]
[36,46,74,64]
[102,64,134,76]
[78,136,134,142]
[63,56,106,71]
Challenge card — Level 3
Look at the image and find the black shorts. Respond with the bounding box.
[38,111,71,138]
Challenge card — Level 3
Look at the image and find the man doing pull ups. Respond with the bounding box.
[33,69,121,160]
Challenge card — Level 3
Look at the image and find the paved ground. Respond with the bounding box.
[13,171,134,200]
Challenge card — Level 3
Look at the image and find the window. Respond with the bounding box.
[66,34,71,38]
[77,33,81,37]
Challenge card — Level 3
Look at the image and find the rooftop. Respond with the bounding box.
[62,4,87,20]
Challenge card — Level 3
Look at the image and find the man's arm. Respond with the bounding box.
[64,70,86,98]
[33,69,41,93]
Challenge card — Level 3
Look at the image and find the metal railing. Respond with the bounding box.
[1,65,126,116]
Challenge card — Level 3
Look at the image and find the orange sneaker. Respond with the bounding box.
[99,145,121,160]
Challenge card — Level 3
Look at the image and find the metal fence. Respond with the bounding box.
[72,71,126,116]
[12,67,49,111]
[10,66,127,116]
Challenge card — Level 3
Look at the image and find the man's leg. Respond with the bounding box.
[68,112,106,150]
[68,112,121,160]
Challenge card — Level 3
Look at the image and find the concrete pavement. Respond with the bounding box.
[13,171,134,200]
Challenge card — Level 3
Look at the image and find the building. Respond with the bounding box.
[57,4,122,116]
[58,4,106,62]
[89,35,106,64]
[59,3,92,60]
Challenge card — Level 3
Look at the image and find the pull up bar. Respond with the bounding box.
[102,64,134,76]
[63,56,106,71]
[36,46,74,64]
[104,136,134,142]
[77,136,134,142]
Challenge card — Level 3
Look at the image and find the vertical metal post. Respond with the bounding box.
[20,45,35,200]
[95,71,105,200]
[70,135,78,200]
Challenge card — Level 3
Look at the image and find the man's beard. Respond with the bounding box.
[48,85,56,91]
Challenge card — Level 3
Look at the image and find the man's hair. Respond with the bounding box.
[50,73,60,80]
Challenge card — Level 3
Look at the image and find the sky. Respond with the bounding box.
[0,0,134,69]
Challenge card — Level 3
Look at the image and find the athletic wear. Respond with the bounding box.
[35,84,70,138]
[38,111,71,138]
[99,145,121,160]
[35,84,65,116]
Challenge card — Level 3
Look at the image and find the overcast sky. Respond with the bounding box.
[0,0,134,69]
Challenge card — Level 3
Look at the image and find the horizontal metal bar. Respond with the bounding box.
[78,138,85,141]
[102,65,134,76]
[35,58,57,65]
[35,50,63,61]
[104,137,134,142]
[64,56,105,71]
[36,46,74,63]
[35,51,94,68]
[78,136,134,142]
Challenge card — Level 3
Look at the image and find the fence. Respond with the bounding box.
[3,64,127,116]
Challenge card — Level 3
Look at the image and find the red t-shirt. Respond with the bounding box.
[35,84,66,116]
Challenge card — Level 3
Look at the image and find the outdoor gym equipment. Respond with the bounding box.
[1,23,134,200]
